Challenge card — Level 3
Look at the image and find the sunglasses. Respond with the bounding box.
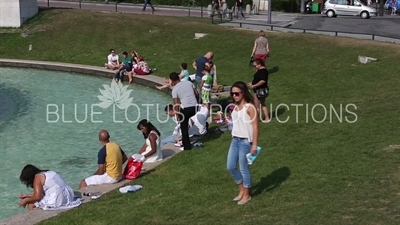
[230,91,242,97]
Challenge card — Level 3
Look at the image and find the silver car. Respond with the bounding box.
[322,0,378,19]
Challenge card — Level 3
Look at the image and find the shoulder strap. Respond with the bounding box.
[149,130,159,138]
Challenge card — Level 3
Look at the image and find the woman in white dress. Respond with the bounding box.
[137,119,163,163]
[19,164,82,210]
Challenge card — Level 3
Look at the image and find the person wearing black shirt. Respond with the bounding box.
[236,0,245,19]
[247,58,271,122]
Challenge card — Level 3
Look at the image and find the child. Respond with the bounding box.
[156,63,189,90]
[200,63,213,110]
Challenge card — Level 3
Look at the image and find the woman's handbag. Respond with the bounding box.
[249,56,255,68]
[255,86,269,98]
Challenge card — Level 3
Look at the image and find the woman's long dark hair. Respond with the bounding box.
[137,119,161,139]
[20,164,48,188]
[231,81,254,104]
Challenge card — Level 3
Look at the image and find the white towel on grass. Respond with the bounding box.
[119,185,143,194]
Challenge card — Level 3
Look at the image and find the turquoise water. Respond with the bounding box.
[0,68,175,220]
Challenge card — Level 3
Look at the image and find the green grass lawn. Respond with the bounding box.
[2,9,400,225]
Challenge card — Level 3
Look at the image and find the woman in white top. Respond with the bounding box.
[18,164,82,210]
[227,81,259,205]
[137,119,163,163]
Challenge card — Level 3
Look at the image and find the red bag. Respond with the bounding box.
[123,157,143,180]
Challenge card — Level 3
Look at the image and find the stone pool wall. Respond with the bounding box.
[0,59,173,96]
[0,58,179,225]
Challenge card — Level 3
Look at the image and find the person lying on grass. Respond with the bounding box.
[156,63,190,90]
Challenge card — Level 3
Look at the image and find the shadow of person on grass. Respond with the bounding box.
[196,127,223,143]
[271,107,286,119]
[268,66,279,75]
[252,166,291,196]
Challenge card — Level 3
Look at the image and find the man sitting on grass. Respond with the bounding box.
[161,104,209,150]
[105,49,120,70]
[78,130,128,189]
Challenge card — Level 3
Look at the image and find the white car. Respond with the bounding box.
[322,0,378,19]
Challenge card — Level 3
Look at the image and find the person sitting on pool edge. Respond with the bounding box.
[137,119,163,163]
[78,130,128,189]
[156,63,190,90]
[19,164,82,210]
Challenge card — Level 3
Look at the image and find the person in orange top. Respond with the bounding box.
[78,130,128,189]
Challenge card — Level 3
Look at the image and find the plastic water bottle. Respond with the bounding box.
[246,146,262,165]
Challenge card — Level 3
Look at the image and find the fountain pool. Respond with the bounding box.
[0,67,175,220]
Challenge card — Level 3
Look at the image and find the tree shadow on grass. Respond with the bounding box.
[252,166,291,197]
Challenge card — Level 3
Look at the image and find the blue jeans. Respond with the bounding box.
[161,135,176,148]
[195,75,202,99]
[143,0,155,11]
[227,137,252,188]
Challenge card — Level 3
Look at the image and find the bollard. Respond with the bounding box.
[115,2,117,12]
[246,4,251,14]
[47,0,49,7]
[79,0,81,9]
[189,8,191,17]
[201,6,203,17]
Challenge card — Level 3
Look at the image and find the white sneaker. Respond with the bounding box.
[174,141,182,147]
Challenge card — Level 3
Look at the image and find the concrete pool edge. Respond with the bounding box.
[0,58,181,225]
[0,58,173,96]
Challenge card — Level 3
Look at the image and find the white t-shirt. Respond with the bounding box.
[107,54,119,64]
[173,105,209,137]
[188,105,209,136]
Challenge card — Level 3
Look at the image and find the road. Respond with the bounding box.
[37,0,207,18]
[290,15,400,39]
[37,1,400,39]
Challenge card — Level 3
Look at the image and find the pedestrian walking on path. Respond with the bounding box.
[143,0,155,11]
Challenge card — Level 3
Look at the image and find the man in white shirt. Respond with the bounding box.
[105,49,120,70]
[161,104,209,149]
[188,104,209,137]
